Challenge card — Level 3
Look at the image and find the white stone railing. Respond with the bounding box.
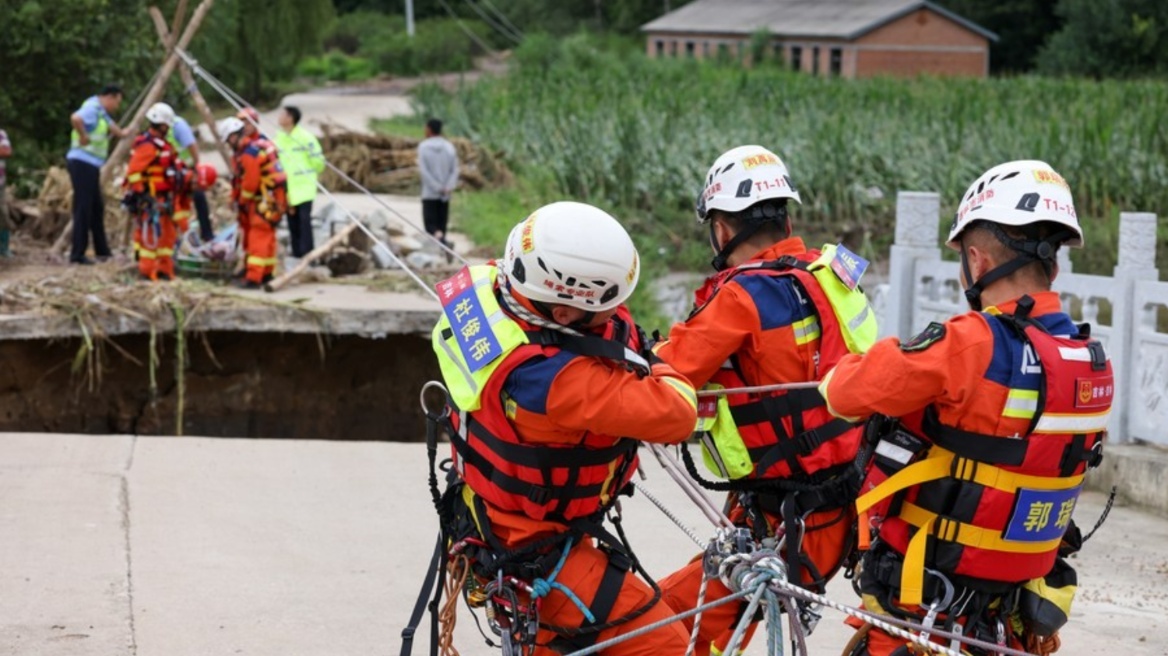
[874,192,1165,446]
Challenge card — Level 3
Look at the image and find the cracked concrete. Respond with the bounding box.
[2,433,1166,655]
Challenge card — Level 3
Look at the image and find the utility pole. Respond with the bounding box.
[405,0,415,37]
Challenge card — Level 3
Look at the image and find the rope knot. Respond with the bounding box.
[531,578,552,598]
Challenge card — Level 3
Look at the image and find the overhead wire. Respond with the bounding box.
[477,0,524,41]
[435,0,499,55]
[463,0,522,44]
[173,49,442,302]
[174,47,466,267]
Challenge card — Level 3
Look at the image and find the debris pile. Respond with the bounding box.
[318,126,513,195]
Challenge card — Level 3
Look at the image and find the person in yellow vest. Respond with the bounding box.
[273,106,325,258]
[421,201,698,655]
[67,84,128,265]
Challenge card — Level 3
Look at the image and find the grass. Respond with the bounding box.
[413,33,1168,277]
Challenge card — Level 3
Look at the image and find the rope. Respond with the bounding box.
[530,538,596,624]
[696,381,821,397]
[174,47,465,267]
[463,0,522,44]
[176,49,467,267]
[173,49,442,302]
[117,65,164,126]
[478,0,523,41]
[765,570,1037,656]
[1083,484,1116,543]
[631,481,705,548]
[440,554,471,656]
[495,272,582,337]
[562,587,755,656]
[435,0,498,56]
[683,569,708,656]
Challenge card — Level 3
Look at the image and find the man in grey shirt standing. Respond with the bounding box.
[417,118,459,251]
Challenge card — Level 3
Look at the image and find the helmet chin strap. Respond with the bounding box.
[710,221,763,272]
[961,224,1075,311]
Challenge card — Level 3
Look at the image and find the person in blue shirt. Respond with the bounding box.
[167,115,214,241]
[67,85,128,264]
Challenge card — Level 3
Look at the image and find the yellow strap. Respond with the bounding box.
[856,448,1083,515]
[900,513,936,606]
[897,500,1063,606]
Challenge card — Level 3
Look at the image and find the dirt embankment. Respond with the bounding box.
[0,332,439,440]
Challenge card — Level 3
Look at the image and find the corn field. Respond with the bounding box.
[415,35,1168,273]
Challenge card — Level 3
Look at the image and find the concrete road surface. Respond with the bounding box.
[2,433,1165,655]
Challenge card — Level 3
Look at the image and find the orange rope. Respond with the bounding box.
[1025,631,1062,655]
[439,554,471,656]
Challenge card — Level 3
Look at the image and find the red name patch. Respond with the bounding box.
[1074,375,1113,409]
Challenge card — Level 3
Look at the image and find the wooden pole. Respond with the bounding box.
[169,0,190,40]
[264,222,360,292]
[149,5,233,165]
[53,0,215,255]
[101,0,215,185]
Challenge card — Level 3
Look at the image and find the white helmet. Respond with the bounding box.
[502,201,639,313]
[948,160,1083,249]
[145,102,176,127]
[696,145,802,223]
[217,117,246,142]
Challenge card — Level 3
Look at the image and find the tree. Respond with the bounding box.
[0,0,158,170]
[1038,0,1168,77]
[939,0,1061,73]
[191,0,335,99]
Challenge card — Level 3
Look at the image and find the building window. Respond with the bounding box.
[685,41,695,57]
[812,46,820,75]
[790,45,802,71]
[655,40,665,57]
[830,48,842,76]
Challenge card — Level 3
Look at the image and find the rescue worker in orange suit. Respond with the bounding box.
[820,160,1112,656]
[218,114,287,288]
[124,102,185,281]
[653,146,878,656]
[425,202,699,655]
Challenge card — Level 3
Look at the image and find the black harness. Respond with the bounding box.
[402,322,663,656]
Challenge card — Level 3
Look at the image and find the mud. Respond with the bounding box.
[0,332,440,440]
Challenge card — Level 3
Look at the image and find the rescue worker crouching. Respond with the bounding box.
[655,145,878,656]
[428,202,699,655]
[218,112,287,289]
[124,102,185,281]
[820,160,1112,656]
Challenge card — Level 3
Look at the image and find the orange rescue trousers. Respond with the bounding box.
[134,212,177,280]
[660,503,854,656]
[240,210,278,284]
[511,539,688,656]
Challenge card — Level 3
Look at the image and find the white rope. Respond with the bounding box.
[631,481,704,548]
[683,569,708,656]
[562,587,755,656]
[174,49,441,302]
[174,47,466,266]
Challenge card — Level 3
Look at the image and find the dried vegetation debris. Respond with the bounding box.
[318,124,513,194]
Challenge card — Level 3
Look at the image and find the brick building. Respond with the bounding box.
[641,0,998,78]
